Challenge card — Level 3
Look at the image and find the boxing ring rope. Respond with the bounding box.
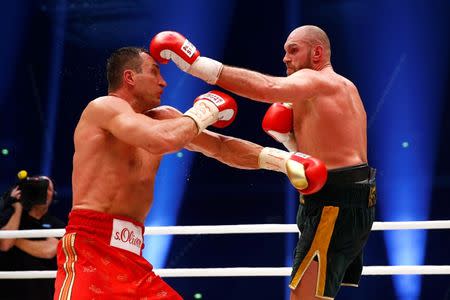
[1,266,450,279]
[0,220,449,239]
[1,220,449,279]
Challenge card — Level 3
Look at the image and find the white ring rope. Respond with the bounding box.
[0,221,448,279]
[0,220,449,239]
[1,266,449,279]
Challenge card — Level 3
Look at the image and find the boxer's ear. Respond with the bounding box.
[123,69,136,86]
[311,45,323,63]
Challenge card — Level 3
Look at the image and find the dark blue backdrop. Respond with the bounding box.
[1,1,449,299]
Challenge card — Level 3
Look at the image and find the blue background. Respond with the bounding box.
[1,1,449,299]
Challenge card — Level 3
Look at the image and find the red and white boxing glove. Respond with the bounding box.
[258,147,327,195]
[184,90,237,133]
[262,103,297,152]
[150,31,223,84]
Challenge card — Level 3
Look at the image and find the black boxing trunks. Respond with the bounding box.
[290,164,376,299]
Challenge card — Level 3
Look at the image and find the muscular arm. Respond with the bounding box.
[147,106,262,169]
[89,97,198,155]
[14,238,58,259]
[109,113,198,155]
[145,106,324,192]
[186,130,262,169]
[216,66,316,103]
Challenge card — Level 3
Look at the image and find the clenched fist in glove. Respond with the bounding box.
[150,31,223,84]
[258,147,327,195]
[184,90,237,133]
[262,103,297,152]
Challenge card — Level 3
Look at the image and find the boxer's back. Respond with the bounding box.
[72,97,161,223]
[293,71,367,169]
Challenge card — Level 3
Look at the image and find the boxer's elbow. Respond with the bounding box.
[146,133,186,155]
[162,141,185,154]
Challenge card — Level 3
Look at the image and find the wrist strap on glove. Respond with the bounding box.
[184,100,219,133]
[258,147,291,173]
[190,57,223,84]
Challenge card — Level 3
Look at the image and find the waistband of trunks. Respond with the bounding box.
[65,208,145,241]
[301,163,377,208]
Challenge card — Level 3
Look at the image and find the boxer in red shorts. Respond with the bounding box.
[54,47,326,299]
[55,209,179,299]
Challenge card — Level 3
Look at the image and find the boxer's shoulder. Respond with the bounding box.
[81,96,134,125]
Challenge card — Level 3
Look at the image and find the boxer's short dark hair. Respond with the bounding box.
[107,47,148,92]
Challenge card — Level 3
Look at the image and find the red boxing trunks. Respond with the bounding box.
[54,209,182,300]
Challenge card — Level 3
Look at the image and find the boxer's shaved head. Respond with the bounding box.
[288,25,331,60]
[283,25,331,74]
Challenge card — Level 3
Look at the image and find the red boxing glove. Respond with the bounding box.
[258,148,327,195]
[150,31,200,65]
[184,90,237,132]
[194,90,237,128]
[262,103,297,151]
[150,31,223,84]
[286,152,327,195]
[262,103,293,141]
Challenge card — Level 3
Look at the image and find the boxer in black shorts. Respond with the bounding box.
[154,24,374,299]
[290,164,376,299]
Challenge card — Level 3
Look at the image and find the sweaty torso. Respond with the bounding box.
[292,70,367,169]
[72,105,161,223]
